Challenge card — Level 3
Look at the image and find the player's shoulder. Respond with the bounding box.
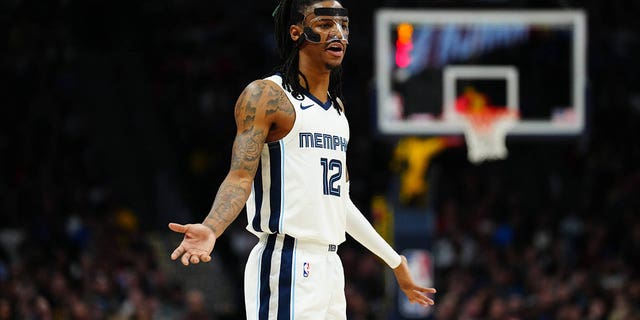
[242,78,283,96]
[235,78,288,110]
[236,78,293,118]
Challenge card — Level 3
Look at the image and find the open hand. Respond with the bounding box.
[393,255,437,306]
[168,223,216,266]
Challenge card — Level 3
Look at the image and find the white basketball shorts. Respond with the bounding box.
[244,233,346,320]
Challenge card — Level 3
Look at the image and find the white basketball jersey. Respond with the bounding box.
[245,74,350,245]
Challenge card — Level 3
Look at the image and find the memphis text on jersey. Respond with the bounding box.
[299,132,348,152]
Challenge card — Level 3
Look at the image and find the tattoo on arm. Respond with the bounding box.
[202,81,274,236]
[229,128,264,171]
[265,84,294,116]
[203,183,248,235]
[230,83,267,172]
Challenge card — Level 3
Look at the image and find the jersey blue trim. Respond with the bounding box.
[252,160,263,232]
[277,235,295,320]
[268,142,283,233]
[290,240,297,320]
[255,243,266,320]
[271,72,333,110]
[299,87,333,110]
[258,234,277,320]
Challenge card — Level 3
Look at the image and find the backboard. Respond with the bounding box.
[375,10,587,136]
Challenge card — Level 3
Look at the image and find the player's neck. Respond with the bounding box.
[298,62,331,103]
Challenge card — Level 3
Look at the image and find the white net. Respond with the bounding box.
[461,111,517,164]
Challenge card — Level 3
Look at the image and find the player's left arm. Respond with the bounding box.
[344,168,436,306]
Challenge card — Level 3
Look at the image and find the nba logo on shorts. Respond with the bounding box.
[303,262,311,277]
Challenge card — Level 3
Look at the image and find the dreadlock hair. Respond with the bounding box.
[272,0,345,114]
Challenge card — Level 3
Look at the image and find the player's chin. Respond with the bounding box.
[324,60,344,71]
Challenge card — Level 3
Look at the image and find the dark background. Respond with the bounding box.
[1,0,639,319]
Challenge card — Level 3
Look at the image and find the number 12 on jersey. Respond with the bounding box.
[320,158,342,196]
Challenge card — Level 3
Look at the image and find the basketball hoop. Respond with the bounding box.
[459,108,518,164]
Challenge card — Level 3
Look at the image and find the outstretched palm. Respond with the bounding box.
[169,223,216,266]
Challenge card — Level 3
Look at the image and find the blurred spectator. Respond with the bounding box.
[183,289,211,320]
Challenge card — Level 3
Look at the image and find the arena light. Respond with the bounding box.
[395,23,414,68]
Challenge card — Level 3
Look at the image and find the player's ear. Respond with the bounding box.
[290,25,302,42]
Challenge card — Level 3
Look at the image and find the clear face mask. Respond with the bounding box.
[301,7,349,45]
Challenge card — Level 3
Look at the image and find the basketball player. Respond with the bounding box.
[168,0,436,318]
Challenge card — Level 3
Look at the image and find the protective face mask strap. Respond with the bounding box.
[314,7,348,17]
[303,27,322,42]
[301,7,349,44]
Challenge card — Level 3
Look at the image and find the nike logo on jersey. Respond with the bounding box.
[300,103,314,110]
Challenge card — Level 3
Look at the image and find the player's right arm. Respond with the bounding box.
[169,80,277,266]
